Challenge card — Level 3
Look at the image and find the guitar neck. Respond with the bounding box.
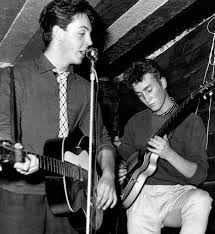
[0,143,87,181]
[37,154,87,181]
[138,96,197,158]
[155,95,197,138]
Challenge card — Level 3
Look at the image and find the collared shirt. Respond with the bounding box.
[0,53,115,194]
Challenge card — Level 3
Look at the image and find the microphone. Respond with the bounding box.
[86,47,98,62]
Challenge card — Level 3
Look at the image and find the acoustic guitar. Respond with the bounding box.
[0,127,103,231]
[120,77,215,209]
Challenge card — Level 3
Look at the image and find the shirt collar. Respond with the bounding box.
[35,53,74,75]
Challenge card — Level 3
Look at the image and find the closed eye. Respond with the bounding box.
[135,92,142,97]
[79,32,85,36]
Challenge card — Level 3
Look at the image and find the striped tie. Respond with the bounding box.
[54,70,70,138]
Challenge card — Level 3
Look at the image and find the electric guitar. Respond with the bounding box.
[120,77,215,209]
[0,127,103,231]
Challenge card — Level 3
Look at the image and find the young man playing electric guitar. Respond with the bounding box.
[0,1,117,233]
[117,59,212,234]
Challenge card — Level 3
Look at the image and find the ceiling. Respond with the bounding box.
[1,0,215,77]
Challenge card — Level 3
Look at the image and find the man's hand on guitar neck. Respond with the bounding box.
[118,161,127,185]
[13,143,39,175]
[113,136,121,148]
[147,134,173,161]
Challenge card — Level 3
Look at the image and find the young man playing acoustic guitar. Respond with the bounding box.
[0,0,117,233]
[117,59,212,234]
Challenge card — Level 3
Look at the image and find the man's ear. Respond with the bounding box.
[52,25,64,41]
[160,77,167,89]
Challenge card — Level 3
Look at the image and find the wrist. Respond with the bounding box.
[102,168,115,180]
[166,149,176,162]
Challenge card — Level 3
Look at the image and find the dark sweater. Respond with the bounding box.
[118,109,208,186]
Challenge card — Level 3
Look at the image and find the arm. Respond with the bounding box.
[0,67,12,171]
[80,101,117,210]
[0,67,39,174]
[148,135,197,178]
[0,67,12,141]
[95,105,117,210]
[148,114,208,185]
[96,148,117,210]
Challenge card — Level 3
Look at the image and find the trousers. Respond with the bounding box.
[0,187,79,234]
[127,184,212,234]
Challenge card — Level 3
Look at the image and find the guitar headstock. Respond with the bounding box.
[191,78,215,100]
[0,142,25,164]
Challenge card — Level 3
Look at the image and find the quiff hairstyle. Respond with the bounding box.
[39,0,98,48]
[123,59,164,90]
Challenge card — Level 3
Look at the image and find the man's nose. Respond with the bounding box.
[86,35,92,47]
[143,92,150,103]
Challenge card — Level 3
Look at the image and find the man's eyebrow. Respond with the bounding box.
[80,25,91,31]
[141,85,150,91]
[135,85,151,94]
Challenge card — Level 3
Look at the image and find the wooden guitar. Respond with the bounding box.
[0,127,103,231]
[120,77,215,209]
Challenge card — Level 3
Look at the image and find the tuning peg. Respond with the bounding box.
[209,91,213,96]
[203,95,207,100]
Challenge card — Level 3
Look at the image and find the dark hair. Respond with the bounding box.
[123,59,164,89]
[39,0,98,48]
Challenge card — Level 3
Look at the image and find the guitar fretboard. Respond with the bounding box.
[38,154,88,181]
[0,144,88,182]
[156,95,196,138]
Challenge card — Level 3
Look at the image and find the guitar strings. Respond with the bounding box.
[195,16,215,149]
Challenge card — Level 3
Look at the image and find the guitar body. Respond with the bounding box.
[43,127,103,230]
[120,151,158,208]
[0,127,103,231]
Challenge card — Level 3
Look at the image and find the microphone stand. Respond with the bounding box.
[86,59,98,234]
